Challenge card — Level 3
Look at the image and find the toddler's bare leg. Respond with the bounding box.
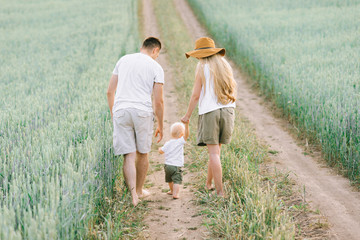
[167,182,173,195]
[172,184,180,199]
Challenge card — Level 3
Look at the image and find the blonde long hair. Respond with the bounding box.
[196,54,237,105]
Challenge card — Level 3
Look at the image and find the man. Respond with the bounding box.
[107,37,164,206]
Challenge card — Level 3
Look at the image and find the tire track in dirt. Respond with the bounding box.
[139,0,208,239]
[174,0,360,239]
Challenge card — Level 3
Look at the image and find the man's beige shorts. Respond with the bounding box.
[197,107,235,146]
[113,108,154,155]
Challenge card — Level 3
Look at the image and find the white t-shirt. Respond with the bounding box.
[198,63,236,115]
[112,52,164,113]
[161,137,186,167]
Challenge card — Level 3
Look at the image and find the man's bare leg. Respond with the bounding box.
[123,152,139,206]
[136,151,150,197]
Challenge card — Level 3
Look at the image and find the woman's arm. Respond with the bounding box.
[181,72,202,123]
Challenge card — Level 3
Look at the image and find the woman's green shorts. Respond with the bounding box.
[164,164,182,184]
[197,107,235,146]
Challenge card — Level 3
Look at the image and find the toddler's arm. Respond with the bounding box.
[184,121,190,141]
[158,147,164,154]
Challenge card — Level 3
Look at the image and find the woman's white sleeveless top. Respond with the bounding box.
[198,64,236,115]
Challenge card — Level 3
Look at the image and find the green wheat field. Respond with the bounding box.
[0,0,139,238]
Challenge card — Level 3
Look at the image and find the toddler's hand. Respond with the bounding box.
[158,147,164,154]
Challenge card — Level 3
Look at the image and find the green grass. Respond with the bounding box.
[192,113,296,239]
[152,0,297,238]
[0,0,142,238]
[187,0,360,183]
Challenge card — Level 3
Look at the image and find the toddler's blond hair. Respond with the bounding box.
[170,122,185,138]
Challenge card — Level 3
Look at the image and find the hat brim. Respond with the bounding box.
[185,48,225,59]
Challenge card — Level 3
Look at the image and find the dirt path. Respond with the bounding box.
[139,0,208,239]
[174,0,360,239]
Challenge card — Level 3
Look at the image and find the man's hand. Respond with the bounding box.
[155,126,163,143]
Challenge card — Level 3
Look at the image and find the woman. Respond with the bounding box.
[181,37,237,196]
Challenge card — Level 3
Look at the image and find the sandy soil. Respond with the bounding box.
[174,0,360,239]
[138,0,208,239]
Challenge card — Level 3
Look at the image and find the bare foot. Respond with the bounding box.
[138,189,151,198]
[213,192,224,198]
[206,184,215,191]
[209,191,225,198]
[217,193,224,197]
[132,194,140,207]
[167,191,173,195]
[173,195,179,199]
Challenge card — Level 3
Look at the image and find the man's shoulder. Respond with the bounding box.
[147,56,162,67]
[121,52,139,61]
[143,55,164,72]
[121,53,164,73]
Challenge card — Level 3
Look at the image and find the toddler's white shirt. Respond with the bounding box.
[161,137,186,167]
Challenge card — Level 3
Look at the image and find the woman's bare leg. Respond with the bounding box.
[207,144,222,190]
[207,144,224,196]
[206,163,213,189]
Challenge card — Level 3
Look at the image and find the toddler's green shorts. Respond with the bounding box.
[164,164,182,184]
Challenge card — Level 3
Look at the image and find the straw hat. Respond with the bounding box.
[185,37,225,59]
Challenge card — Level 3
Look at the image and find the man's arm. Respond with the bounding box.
[184,122,190,141]
[153,83,164,143]
[107,74,118,119]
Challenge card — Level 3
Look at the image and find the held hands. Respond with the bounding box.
[181,115,190,124]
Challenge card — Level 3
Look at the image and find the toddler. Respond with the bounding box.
[159,121,189,199]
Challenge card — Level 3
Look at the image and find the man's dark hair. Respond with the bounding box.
[142,37,161,50]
